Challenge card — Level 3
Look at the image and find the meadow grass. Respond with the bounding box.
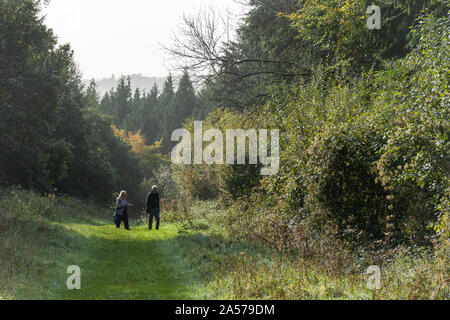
[0,189,209,299]
[0,190,448,299]
[167,200,449,300]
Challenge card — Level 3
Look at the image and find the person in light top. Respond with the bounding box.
[114,190,133,230]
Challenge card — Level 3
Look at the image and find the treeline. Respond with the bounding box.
[0,0,140,202]
[98,71,210,154]
[90,69,217,201]
[0,0,217,204]
[166,0,449,250]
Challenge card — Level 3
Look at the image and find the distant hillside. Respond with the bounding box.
[87,74,167,96]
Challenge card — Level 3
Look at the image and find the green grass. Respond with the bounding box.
[56,222,208,299]
[0,190,448,300]
[58,223,197,299]
[0,190,210,299]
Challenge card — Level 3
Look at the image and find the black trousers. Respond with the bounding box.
[148,208,160,229]
[115,210,129,229]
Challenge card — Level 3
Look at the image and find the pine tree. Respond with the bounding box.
[113,77,132,127]
[158,75,175,150]
[123,88,144,132]
[173,69,197,124]
[141,84,160,143]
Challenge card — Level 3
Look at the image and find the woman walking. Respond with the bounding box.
[114,190,133,230]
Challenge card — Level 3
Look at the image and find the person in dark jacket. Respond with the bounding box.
[114,190,133,230]
[146,185,160,230]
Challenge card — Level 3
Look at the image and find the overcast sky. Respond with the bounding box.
[42,0,246,79]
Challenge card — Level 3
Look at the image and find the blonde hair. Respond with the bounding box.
[118,190,127,199]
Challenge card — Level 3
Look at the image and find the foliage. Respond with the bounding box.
[150,164,179,199]
[246,14,449,247]
[0,0,144,202]
[101,71,205,155]
[170,107,262,201]
[285,0,449,73]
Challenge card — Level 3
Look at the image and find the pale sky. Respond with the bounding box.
[42,0,246,79]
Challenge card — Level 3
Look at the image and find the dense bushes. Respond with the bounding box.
[242,14,449,248]
[170,108,262,201]
[304,124,389,244]
[172,165,220,200]
[169,12,448,252]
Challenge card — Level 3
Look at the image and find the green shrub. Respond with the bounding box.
[172,164,220,200]
[304,123,388,244]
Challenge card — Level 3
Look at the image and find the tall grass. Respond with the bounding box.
[0,188,105,299]
[172,199,449,299]
[1,189,448,299]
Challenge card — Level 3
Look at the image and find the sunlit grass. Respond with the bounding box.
[0,190,210,299]
[1,190,447,300]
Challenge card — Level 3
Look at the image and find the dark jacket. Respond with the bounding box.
[146,192,160,211]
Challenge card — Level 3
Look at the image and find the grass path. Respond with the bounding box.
[3,192,446,300]
[54,219,206,299]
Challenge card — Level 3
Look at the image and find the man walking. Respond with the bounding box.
[146,185,160,230]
